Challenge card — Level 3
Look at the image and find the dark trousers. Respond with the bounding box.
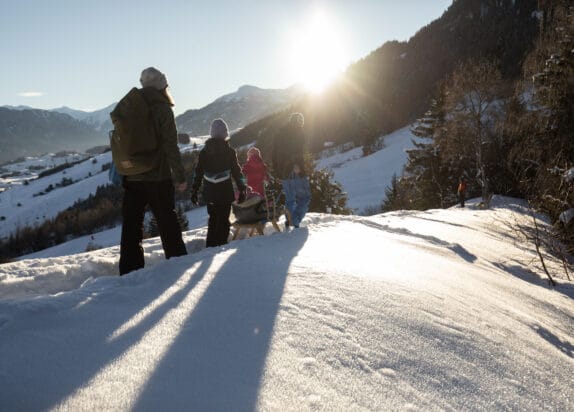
[459,192,465,207]
[120,180,187,275]
[206,203,232,247]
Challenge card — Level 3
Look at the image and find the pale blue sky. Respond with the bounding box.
[1,0,452,114]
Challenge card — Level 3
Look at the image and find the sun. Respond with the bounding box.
[287,9,348,93]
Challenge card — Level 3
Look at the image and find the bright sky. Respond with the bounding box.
[1,0,451,114]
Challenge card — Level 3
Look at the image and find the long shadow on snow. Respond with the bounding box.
[356,219,477,263]
[0,253,213,411]
[531,324,574,359]
[492,261,574,300]
[132,229,309,412]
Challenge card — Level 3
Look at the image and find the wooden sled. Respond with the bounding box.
[231,192,286,240]
[231,219,281,240]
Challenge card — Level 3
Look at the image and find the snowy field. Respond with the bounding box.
[0,126,413,241]
[1,127,572,410]
[0,144,201,240]
[317,126,420,214]
[1,196,573,410]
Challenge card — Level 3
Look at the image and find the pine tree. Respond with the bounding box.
[512,2,574,251]
[146,215,159,238]
[382,174,411,212]
[404,86,453,209]
[176,206,189,232]
[308,168,351,215]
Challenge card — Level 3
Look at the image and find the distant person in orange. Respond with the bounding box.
[241,147,268,197]
[457,176,467,208]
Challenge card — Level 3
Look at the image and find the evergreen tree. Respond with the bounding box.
[404,85,453,209]
[147,215,159,238]
[146,206,189,239]
[510,1,574,250]
[176,206,189,232]
[308,168,351,215]
[443,57,503,205]
[382,174,411,212]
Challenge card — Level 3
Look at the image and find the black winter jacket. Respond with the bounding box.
[125,87,186,184]
[271,123,307,180]
[191,138,246,205]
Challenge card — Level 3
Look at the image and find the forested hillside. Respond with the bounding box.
[393,0,573,252]
[231,0,539,156]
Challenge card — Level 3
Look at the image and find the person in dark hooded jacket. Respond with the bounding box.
[117,67,188,276]
[271,112,311,228]
[191,118,246,247]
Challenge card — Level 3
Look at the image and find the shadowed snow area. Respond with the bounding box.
[0,197,573,410]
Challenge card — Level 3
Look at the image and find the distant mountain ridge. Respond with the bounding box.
[175,84,304,136]
[51,104,115,132]
[0,108,107,164]
[0,84,302,164]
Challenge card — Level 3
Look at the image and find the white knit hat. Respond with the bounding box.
[289,112,304,127]
[210,118,229,140]
[140,67,168,90]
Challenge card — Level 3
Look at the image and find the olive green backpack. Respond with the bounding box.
[109,88,159,175]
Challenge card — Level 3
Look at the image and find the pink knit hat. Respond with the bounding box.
[247,147,261,159]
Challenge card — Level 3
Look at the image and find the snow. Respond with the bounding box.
[1,196,573,410]
[317,126,420,214]
[1,123,573,410]
[0,151,112,238]
[0,145,200,240]
[565,167,574,183]
[0,123,410,246]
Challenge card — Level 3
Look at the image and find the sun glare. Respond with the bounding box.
[287,9,348,93]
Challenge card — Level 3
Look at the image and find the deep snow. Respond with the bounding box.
[0,197,573,410]
[0,125,573,410]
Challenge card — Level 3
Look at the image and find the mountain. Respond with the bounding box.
[1,105,34,111]
[51,103,115,132]
[231,0,540,152]
[0,83,301,165]
[0,107,108,165]
[175,84,304,136]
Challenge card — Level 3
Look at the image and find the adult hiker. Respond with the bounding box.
[111,67,188,275]
[271,112,311,229]
[190,118,247,247]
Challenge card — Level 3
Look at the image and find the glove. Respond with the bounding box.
[191,191,198,205]
[238,189,246,204]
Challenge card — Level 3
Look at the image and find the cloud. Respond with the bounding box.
[17,92,44,97]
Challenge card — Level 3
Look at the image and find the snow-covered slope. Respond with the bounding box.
[0,151,113,238]
[0,124,411,248]
[318,126,419,214]
[0,197,572,410]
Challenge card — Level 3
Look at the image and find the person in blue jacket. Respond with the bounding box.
[271,113,311,229]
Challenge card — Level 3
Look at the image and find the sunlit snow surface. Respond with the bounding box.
[1,196,573,410]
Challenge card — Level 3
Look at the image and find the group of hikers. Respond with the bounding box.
[113,67,311,275]
[111,66,471,276]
